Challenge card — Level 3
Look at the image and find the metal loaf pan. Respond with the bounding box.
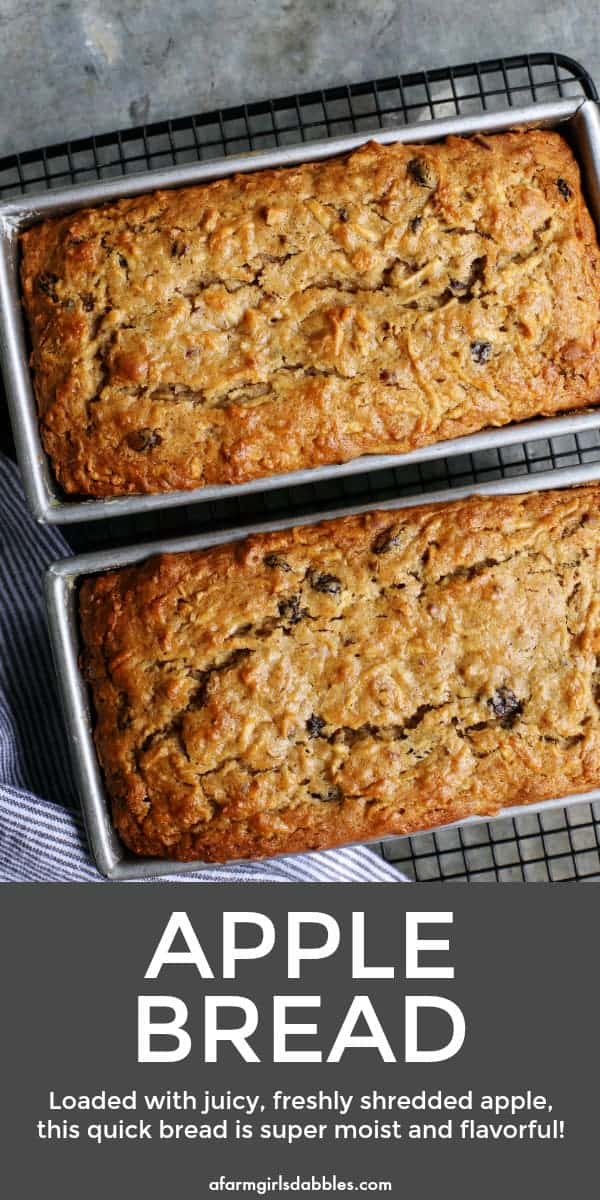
[46,463,600,879]
[2,98,600,524]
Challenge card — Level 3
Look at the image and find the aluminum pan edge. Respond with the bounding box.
[0,98,583,226]
[45,463,600,878]
[2,98,600,524]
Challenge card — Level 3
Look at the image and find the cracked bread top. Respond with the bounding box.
[21,130,600,498]
[80,485,600,862]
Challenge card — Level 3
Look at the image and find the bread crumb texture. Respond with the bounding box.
[80,486,600,861]
[21,131,600,497]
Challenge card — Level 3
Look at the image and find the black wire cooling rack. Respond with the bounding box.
[2,51,600,881]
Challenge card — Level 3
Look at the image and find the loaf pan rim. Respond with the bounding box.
[4,96,600,523]
[45,464,600,878]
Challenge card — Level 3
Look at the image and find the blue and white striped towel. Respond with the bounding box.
[0,453,405,883]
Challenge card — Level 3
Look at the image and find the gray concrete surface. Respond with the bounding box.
[0,0,597,156]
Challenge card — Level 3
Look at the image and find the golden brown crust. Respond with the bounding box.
[80,484,600,862]
[21,131,600,497]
